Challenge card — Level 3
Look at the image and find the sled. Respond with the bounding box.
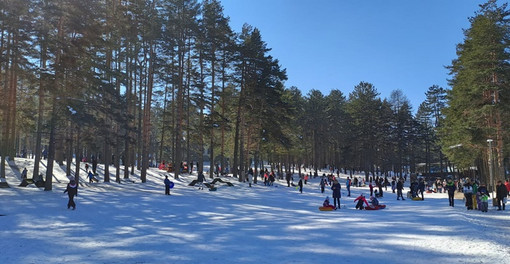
[412,197,423,201]
[169,182,174,189]
[365,204,386,210]
[319,206,335,211]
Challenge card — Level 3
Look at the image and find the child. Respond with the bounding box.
[298,178,303,193]
[64,178,78,210]
[480,192,489,212]
[369,196,380,207]
[88,171,94,183]
[322,197,336,210]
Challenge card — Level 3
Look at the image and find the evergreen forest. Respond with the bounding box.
[0,0,509,192]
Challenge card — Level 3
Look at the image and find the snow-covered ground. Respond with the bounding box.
[1,158,509,264]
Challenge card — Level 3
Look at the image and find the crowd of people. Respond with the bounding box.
[180,165,510,212]
[16,159,510,213]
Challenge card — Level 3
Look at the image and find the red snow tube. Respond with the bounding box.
[365,204,386,210]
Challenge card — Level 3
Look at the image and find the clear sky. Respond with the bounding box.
[220,0,490,111]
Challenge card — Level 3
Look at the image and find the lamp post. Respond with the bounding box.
[487,139,494,196]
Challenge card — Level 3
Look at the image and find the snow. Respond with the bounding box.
[1,158,509,264]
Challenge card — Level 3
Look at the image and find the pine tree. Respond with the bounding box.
[346,82,381,179]
[443,0,510,180]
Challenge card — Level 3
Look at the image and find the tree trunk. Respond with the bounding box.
[74,129,81,184]
[44,101,56,191]
[141,43,155,183]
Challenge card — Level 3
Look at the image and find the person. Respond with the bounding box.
[480,192,489,212]
[21,168,28,180]
[35,173,44,187]
[346,177,351,197]
[331,179,341,209]
[159,161,166,170]
[496,180,508,211]
[418,178,425,200]
[391,178,396,193]
[92,155,97,175]
[286,172,292,187]
[505,179,510,197]
[445,179,456,207]
[369,196,379,207]
[298,178,303,193]
[269,172,275,186]
[322,197,335,210]
[354,194,369,210]
[19,168,29,187]
[369,181,374,197]
[471,181,478,210]
[88,171,95,183]
[410,181,418,198]
[164,175,172,195]
[63,178,78,210]
[463,180,473,210]
[396,179,405,200]
[320,177,327,193]
[197,172,205,190]
[377,178,384,197]
[85,163,89,172]
[248,168,254,187]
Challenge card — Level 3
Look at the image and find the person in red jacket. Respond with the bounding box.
[505,179,510,196]
[354,194,369,210]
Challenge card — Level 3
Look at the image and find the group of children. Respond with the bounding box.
[462,180,490,212]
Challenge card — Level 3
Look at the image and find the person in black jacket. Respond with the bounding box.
[418,178,425,200]
[64,178,78,210]
[396,179,405,200]
[331,179,341,209]
[496,180,508,211]
[196,172,206,190]
[286,172,292,187]
[445,179,456,207]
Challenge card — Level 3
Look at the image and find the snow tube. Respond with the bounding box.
[365,205,386,210]
[319,206,334,211]
[169,181,174,189]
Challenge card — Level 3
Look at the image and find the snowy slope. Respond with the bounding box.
[1,158,509,264]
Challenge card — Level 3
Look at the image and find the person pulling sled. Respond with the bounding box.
[354,194,369,210]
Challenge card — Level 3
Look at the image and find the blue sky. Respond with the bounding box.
[221,0,489,111]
